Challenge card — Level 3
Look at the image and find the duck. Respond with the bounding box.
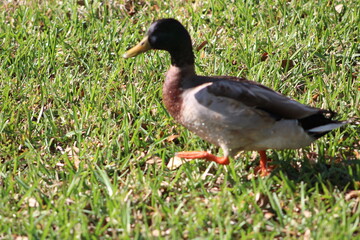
[123,18,347,176]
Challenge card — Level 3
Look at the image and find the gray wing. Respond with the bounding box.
[196,78,322,120]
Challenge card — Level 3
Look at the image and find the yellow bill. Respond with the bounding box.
[123,36,151,58]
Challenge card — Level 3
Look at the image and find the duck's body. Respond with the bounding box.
[164,64,339,155]
[124,18,347,175]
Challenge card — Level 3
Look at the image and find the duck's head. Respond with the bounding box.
[123,18,194,66]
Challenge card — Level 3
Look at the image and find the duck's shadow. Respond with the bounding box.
[265,159,360,190]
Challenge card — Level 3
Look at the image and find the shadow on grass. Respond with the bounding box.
[268,159,360,191]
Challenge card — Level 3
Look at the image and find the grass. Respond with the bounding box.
[0,0,359,239]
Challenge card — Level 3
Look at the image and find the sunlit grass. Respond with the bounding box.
[0,0,359,238]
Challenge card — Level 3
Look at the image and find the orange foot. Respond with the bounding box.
[254,150,275,176]
[175,151,229,165]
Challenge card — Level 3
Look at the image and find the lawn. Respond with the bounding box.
[0,0,359,239]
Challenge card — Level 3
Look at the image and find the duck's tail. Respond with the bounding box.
[299,110,348,139]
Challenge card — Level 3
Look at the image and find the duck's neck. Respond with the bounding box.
[163,64,196,121]
[169,49,195,67]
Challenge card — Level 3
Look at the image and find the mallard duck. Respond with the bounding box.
[123,18,346,175]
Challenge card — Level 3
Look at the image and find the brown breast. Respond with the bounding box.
[162,65,196,121]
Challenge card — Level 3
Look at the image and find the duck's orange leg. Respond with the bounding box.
[175,151,229,165]
[254,150,274,176]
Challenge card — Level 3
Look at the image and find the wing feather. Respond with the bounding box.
[199,78,322,119]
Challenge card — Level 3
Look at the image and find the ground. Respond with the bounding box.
[0,0,359,239]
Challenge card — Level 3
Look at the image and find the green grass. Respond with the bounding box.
[0,0,359,239]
